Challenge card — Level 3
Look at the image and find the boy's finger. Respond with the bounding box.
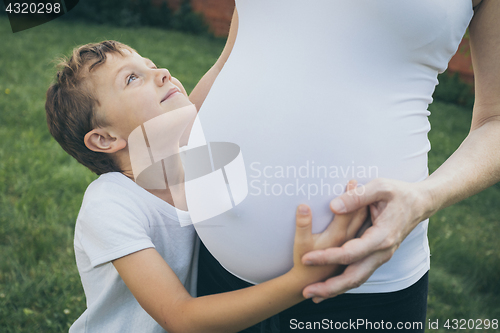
[347,207,369,239]
[295,204,313,251]
[322,180,359,238]
[343,179,371,238]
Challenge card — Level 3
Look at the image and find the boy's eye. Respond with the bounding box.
[126,74,139,85]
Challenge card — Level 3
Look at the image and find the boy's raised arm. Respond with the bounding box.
[189,8,238,110]
[113,181,367,333]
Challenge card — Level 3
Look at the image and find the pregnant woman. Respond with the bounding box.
[189,0,500,331]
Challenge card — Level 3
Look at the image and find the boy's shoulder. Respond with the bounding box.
[78,172,190,227]
[78,172,150,225]
[82,172,142,207]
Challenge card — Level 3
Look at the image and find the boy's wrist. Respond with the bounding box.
[282,269,310,301]
[286,265,338,300]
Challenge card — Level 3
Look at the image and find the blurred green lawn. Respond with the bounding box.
[0,17,498,332]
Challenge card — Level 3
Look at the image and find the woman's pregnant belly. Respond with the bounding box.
[193,63,431,284]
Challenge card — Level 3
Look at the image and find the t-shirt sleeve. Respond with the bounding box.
[75,182,155,268]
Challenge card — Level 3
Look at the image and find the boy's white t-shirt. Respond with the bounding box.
[69,172,197,333]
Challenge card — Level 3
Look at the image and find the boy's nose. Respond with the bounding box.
[155,68,172,86]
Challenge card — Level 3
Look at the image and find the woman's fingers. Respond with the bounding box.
[329,179,370,240]
[303,224,389,266]
[352,215,372,238]
[318,180,364,247]
[303,249,389,300]
[299,179,369,254]
[329,179,391,214]
[346,179,357,192]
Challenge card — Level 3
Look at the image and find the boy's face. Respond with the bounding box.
[91,49,192,140]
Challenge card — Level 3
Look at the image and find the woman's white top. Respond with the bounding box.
[195,0,473,292]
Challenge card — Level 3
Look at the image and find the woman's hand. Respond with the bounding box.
[290,180,368,288]
[301,178,433,302]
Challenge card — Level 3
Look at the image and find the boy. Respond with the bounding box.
[45,40,366,332]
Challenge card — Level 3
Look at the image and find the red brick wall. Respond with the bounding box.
[191,0,234,36]
[447,38,474,84]
[159,0,234,36]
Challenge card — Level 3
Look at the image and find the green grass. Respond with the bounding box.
[0,17,224,331]
[426,102,500,331]
[0,17,498,332]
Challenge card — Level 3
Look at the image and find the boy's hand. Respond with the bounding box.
[290,180,368,295]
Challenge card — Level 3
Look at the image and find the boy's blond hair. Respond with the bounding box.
[45,40,135,175]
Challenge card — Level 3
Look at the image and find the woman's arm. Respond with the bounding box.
[422,0,500,208]
[189,8,238,110]
[301,0,500,301]
[114,182,366,333]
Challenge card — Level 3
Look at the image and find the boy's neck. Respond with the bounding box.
[146,184,187,210]
[119,150,188,210]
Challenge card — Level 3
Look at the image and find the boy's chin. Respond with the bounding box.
[162,96,193,113]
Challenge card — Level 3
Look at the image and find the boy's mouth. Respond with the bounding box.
[161,87,181,103]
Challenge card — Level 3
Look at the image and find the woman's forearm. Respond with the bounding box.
[189,64,225,110]
[189,9,238,110]
[419,0,500,218]
[418,117,500,219]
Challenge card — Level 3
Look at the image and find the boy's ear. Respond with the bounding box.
[84,128,127,153]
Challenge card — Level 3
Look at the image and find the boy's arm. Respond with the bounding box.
[114,181,367,333]
[114,247,305,333]
[189,8,238,110]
